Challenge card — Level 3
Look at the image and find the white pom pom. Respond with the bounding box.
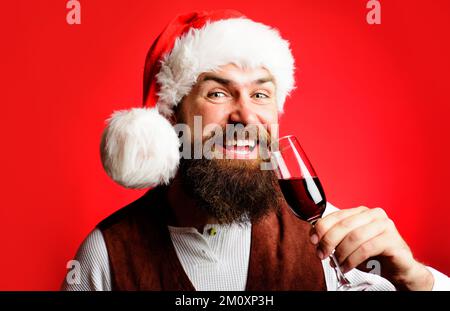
[100,108,180,189]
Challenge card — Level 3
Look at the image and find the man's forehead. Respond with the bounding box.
[197,64,275,86]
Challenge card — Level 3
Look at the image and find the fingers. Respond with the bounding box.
[312,207,388,259]
[340,231,392,273]
[333,218,392,265]
[310,206,368,243]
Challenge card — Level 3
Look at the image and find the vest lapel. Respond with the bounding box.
[156,222,196,290]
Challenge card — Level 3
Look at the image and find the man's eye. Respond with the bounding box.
[253,92,269,99]
[208,92,227,98]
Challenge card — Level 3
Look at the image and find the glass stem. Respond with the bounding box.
[329,253,351,287]
[311,220,351,289]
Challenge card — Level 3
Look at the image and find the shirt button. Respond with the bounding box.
[208,227,217,236]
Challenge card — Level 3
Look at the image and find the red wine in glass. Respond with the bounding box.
[278,177,326,224]
[271,135,371,291]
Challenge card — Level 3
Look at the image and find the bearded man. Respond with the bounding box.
[62,10,449,291]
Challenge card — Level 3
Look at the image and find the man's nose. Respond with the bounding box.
[228,95,260,125]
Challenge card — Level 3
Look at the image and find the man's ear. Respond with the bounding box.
[169,99,184,125]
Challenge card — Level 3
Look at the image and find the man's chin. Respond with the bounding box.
[179,158,282,224]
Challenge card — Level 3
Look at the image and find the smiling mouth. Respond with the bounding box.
[225,138,257,151]
[214,138,259,158]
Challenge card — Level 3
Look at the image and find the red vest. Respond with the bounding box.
[98,186,327,290]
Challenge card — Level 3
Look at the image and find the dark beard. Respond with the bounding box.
[178,158,283,225]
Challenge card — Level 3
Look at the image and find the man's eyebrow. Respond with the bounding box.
[254,76,275,84]
[201,75,231,86]
[200,75,275,86]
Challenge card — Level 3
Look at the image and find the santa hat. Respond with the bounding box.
[100,10,295,189]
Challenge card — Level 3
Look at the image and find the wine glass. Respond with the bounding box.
[270,135,372,291]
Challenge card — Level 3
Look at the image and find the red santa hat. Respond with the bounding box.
[100,10,295,189]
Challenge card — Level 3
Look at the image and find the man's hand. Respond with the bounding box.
[310,206,435,290]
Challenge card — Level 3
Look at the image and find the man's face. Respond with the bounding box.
[176,63,279,158]
[175,64,282,224]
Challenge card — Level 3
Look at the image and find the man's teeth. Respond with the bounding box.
[225,139,257,148]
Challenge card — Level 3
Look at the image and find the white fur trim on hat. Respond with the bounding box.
[100,108,180,189]
[155,18,295,117]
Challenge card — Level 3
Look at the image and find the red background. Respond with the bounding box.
[1,0,449,290]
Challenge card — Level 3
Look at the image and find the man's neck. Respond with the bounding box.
[165,174,217,233]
